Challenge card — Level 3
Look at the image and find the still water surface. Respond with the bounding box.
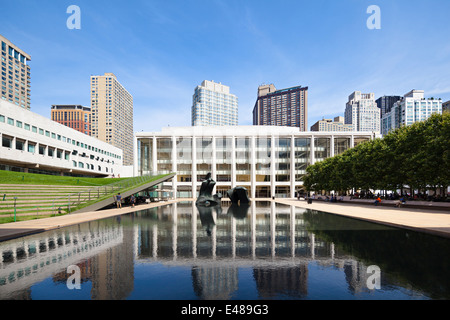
[1,201,449,300]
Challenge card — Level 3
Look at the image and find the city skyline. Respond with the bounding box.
[1,0,450,132]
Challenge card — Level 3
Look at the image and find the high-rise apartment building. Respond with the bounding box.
[90,73,134,166]
[192,80,238,126]
[1,34,31,110]
[381,90,442,135]
[252,84,308,131]
[375,95,401,120]
[311,116,354,132]
[51,105,91,136]
[344,91,380,133]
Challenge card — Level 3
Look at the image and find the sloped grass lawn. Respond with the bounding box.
[0,170,125,186]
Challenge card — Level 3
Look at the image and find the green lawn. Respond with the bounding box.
[0,170,124,186]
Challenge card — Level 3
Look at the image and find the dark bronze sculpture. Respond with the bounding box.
[226,186,250,205]
[196,173,222,207]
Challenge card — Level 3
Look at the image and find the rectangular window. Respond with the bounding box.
[2,135,12,148]
[15,139,25,151]
[7,117,14,125]
[28,143,36,153]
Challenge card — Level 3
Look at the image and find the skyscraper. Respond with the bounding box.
[192,80,238,126]
[1,34,31,110]
[90,73,134,166]
[381,90,442,135]
[375,95,401,120]
[51,105,91,136]
[252,84,308,131]
[345,91,380,133]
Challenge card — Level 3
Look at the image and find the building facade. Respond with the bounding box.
[252,84,308,131]
[0,100,123,177]
[90,73,134,166]
[443,100,450,114]
[134,126,376,199]
[1,34,31,110]
[375,95,401,120]
[51,105,91,136]
[344,91,380,133]
[381,90,442,136]
[192,80,238,126]
[310,116,353,132]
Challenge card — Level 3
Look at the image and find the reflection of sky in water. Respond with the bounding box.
[0,201,447,300]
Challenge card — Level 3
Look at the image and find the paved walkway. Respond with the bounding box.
[276,198,450,239]
[0,198,449,242]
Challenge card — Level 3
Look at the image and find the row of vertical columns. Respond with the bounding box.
[143,202,334,261]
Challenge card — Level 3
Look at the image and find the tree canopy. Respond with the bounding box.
[303,113,450,196]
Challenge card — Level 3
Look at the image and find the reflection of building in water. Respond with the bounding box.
[89,227,135,300]
[343,260,372,294]
[1,201,378,300]
[253,265,308,298]
[133,202,375,299]
[0,220,128,300]
[192,266,238,300]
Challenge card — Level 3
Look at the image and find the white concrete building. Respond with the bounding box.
[345,91,380,133]
[134,126,377,199]
[381,90,442,136]
[0,100,125,177]
[192,80,238,126]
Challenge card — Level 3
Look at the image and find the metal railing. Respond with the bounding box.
[50,174,170,215]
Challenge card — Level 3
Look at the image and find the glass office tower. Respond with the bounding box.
[192,80,238,126]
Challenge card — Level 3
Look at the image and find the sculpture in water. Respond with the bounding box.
[196,173,222,207]
[226,186,250,205]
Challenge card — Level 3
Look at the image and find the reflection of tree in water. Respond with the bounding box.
[302,209,450,299]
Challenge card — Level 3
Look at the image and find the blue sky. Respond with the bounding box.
[1,0,450,132]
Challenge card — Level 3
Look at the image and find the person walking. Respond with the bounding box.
[130,194,136,208]
[116,193,122,208]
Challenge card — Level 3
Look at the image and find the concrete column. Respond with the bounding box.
[172,135,177,200]
[212,136,217,195]
[310,134,315,165]
[250,136,256,199]
[192,136,197,199]
[290,135,295,198]
[133,135,139,177]
[330,134,335,158]
[270,135,275,198]
[231,136,236,188]
[152,136,157,176]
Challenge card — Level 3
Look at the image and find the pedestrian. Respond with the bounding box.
[374,197,381,206]
[130,194,136,208]
[116,193,122,208]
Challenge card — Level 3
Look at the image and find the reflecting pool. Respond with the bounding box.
[1,201,449,300]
